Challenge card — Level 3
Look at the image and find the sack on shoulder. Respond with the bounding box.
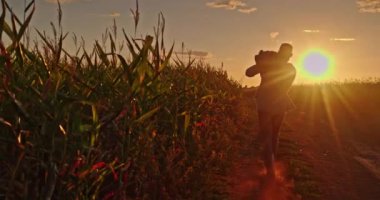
[255,50,278,66]
[245,65,257,77]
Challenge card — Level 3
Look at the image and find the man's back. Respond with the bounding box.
[256,62,296,113]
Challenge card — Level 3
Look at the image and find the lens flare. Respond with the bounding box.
[297,49,335,81]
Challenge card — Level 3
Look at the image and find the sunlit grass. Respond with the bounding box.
[290,79,380,146]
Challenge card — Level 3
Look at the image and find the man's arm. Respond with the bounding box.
[283,63,296,90]
[245,65,261,77]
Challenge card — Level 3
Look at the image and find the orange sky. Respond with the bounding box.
[6,0,380,86]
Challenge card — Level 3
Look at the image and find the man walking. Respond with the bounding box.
[246,43,296,177]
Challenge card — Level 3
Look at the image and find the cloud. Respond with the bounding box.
[330,38,356,42]
[357,0,380,13]
[175,50,213,59]
[238,7,257,14]
[101,12,121,18]
[206,0,246,9]
[270,32,279,39]
[303,29,320,33]
[206,0,257,14]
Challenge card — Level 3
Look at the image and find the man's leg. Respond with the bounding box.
[258,111,275,177]
[272,112,285,157]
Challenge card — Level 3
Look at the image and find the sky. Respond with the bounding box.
[5,0,380,86]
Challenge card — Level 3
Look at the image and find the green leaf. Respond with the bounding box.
[83,50,94,68]
[109,33,116,54]
[0,55,5,64]
[122,29,137,58]
[131,78,140,93]
[36,29,55,52]
[2,21,15,41]
[95,41,110,66]
[134,106,160,124]
[160,43,174,72]
[0,0,6,40]
[79,124,92,132]
[112,54,132,86]
[137,61,148,84]
[184,113,190,133]
[16,1,35,43]
[91,104,98,124]
[25,0,35,12]
[6,90,34,124]
[21,44,40,64]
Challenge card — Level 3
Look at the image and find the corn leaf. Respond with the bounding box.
[122,29,137,58]
[95,41,110,66]
[160,43,174,72]
[184,113,190,133]
[16,1,35,43]
[2,21,15,42]
[0,0,6,39]
[134,106,160,124]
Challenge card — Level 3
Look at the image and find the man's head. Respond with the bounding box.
[278,43,293,62]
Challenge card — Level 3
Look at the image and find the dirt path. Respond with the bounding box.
[228,156,301,200]
[284,111,380,200]
[228,95,380,200]
[228,95,301,200]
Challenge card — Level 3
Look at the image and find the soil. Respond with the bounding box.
[228,97,380,200]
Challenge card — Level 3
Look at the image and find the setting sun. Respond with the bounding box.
[297,49,335,81]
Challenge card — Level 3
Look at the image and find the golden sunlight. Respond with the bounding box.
[297,49,335,81]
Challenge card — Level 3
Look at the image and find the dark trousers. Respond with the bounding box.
[257,111,285,174]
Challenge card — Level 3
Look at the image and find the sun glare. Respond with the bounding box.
[297,49,335,81]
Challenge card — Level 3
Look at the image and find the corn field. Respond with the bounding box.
[0,0,249,199]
